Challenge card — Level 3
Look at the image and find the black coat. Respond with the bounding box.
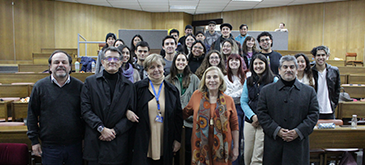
[132,78,183,165]
[257,78,319,165]
[81,70,136,164]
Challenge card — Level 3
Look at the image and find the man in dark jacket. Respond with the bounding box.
[257,55,319,165]
[81,47,136,165]
[27,50,84,164]
[311,45,340,119]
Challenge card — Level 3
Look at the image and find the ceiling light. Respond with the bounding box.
[170,5,196,9]
[232,0,262,1]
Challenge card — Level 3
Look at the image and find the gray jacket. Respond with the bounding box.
[165,73,200,128]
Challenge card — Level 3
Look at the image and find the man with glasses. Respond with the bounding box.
[257,55,319,165]
[311,46,340,119]
[135,41,150,79]
[205,21,220,50]
[162,35,177,76]
[257,31,282,75]
[81,47,136,165]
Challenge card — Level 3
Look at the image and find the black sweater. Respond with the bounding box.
[27,76,84,146]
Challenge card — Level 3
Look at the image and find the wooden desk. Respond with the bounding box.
[0,84,30,97]
[348,74,365,84]
[310,126,365,164]
[342,84,365,98]
[0,125,31,148]
[338,66,365,75]
[340,74,348,85]
[338,102,365,118]
[18,64,49,73]
[12,101,28,121]
[0,100,12,121]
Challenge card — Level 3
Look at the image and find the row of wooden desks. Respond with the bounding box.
[0,101,28,121]
[0,125,31,148]
[310,126,365,165]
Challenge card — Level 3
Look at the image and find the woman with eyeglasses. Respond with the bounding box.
[117,45,140,83]
[131,54,183,165]
[188,40,206,74]
[195,50,226,79]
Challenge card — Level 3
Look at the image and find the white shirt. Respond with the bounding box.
[316,70,332,114]
[224,75,243,98]
[51,74,70,88]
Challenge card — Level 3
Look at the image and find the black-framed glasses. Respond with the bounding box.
[260,38,271,42]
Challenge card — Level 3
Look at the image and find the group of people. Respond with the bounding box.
[27,21,340,165]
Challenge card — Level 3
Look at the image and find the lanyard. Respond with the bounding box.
[150,80,163,111]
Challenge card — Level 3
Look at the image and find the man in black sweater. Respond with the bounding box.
[257,31,282,75]
[27,50,84,164]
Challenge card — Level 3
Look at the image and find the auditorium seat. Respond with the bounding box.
[0,143,29,165]
[345,53,364,66]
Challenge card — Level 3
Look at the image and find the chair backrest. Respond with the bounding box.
[0,143,29,165]
[345,53,357,58]
[317,119,343,125]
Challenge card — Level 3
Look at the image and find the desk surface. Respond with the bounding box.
[310,126,365,149]
[0,125,27,132]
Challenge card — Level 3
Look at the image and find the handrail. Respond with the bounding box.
[77,33,104,57]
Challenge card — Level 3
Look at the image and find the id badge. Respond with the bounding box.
[155,115,163,123]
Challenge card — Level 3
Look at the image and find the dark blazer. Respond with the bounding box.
[257,78,319,165]
[81,70,136,164]
[132,78,183,165]
[312,63,341,114]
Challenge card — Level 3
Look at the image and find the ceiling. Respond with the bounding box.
[56,0,346,15]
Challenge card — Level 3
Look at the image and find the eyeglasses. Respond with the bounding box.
[281,65,295,69]
[104,57,120,62]
[193,46,203,49]
[260,38,271,42]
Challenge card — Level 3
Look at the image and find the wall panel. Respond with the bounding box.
[0,0,14,61]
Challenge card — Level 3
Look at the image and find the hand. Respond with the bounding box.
[278,128,289,139]
[32,144,42,157]
[230,146,239,161]
[126,110,139,122]
[251,115,259,127]
[172,140,181,152]
[285,129,299,142]
[99,128,116,141]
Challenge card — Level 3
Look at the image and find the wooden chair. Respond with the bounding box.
[344,53,364,66]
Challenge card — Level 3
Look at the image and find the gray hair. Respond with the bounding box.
[101,46,122,60]
[279,55,298,69]
[143,54,166,71]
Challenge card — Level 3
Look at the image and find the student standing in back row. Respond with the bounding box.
[311,46,340,119]
[257,31,282,75]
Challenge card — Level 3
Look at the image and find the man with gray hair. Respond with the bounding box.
[257,55,319,165]
[81,47,136,165]
[311,46,340,119]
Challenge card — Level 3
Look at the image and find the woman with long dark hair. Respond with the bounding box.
[242,36,258,68]
[240,54,277,165]
[130,34,144,63]
[95,33,116,74]
[165,52,200,165]
[195,50,226,79]
[295,53,315,87]
[117,45,140,82]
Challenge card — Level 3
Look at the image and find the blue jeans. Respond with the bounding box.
[232,104,245,165]
[42,141,83,165]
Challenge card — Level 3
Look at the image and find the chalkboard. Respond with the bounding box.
[118,29,168,50]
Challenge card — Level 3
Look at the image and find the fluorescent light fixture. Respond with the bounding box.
[170,5,196,9]
[232,0,262,1]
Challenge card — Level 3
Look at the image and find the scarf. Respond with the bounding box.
[192,91,229,164]
[122,63,134,82]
